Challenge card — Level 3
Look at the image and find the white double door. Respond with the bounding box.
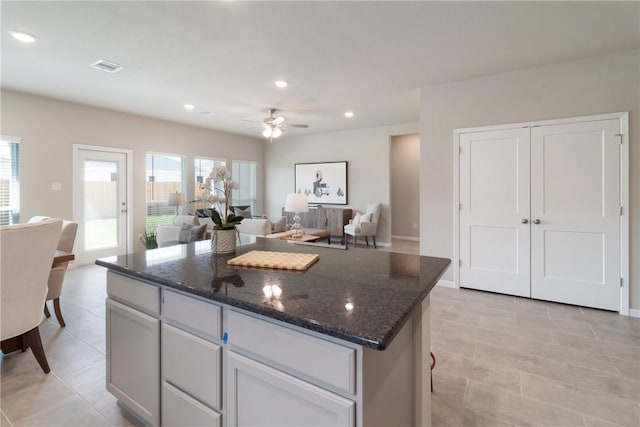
[459,118,621,311]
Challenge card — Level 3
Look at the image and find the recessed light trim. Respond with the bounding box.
[9,30,36,43]
[344,111,355,118]
[90,59,124,73]
[184,104,195,110]
[274,80,288,88]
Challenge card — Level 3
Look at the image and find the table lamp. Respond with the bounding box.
[168,192,186,215]
[284,193,309,239]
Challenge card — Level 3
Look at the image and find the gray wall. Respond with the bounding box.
[264,123,420,245]
[1,89,264,257]
[390,134,420,239]
[419,48,640,310]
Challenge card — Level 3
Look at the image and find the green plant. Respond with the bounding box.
[139,227,158,249]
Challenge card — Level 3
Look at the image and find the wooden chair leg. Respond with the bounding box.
[53,298,66,327]
[43,303,51,318]
[23,326,50,374]
[373,236,377,249]
[365,236,369,247]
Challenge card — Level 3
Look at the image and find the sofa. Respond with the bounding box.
[236,217,330,241]
[156,215,212,247]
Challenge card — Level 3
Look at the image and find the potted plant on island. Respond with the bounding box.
[200,166,244,254]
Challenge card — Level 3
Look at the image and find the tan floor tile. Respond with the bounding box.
[436,350,521,394]
[474,342,574,385]
[464,379,585,426]
[583,415,626,427]
[432,331,476,358]
[521,372,640,426]
[440,320,520,351]
[591,325,640,347]
[40,329,104,377]
[13,395,107,427]
[0,372,75,422]
[515,315,596,338]
[610,357,640,382]
[518,338,618,375]
[569,365,640,402]
[1,411,13,427]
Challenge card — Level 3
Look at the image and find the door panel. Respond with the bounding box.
[459,128,531,297]
[530,120,620,310]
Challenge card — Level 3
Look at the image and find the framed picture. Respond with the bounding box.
[295,161,348,205]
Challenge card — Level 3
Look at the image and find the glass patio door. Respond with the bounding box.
[74,147,129,263]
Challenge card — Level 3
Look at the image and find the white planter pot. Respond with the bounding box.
[211,229,237,254]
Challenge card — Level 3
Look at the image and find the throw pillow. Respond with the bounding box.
[178,223,207,243]
[360,213,372,223]
[272,216,288,233]
[352,212,362,227]
[234,206,252,219]
[173,215,199,226]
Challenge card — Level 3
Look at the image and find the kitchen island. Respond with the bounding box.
[96,237,450,427]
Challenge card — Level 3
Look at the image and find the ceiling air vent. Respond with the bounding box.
[90,59,124,73]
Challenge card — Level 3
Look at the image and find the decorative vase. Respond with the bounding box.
[211,229,237,254]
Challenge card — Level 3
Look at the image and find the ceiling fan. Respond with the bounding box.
[245,108,309,142]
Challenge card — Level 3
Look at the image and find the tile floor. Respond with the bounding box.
[1,239,639,426]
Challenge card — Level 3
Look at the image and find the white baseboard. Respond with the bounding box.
[391,235,419,242]
[629,309,640,318]
[436,280,455,288]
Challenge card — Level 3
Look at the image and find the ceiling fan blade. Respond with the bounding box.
[282,124,309,128]
[241,118,261,124]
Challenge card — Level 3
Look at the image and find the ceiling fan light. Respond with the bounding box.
[271,128,283,138]
[273,116,285,125]
[262,127,273,138]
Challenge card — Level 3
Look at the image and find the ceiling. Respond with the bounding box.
[2,1,639,139]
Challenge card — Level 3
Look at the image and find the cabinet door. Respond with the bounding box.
[459,127,531,297]
[106,299,160,426]
[227,351,354,427]
[162,382,221,427]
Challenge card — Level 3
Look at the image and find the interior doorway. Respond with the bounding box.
[390,134,420,242]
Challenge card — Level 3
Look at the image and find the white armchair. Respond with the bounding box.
[1,218,63,373]
[344,203,381,248]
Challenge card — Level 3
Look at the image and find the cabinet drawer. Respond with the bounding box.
[162,382,221,427]
[162,290,221,341]
[162,324,221,410]
[107,272,160,316]
[226,310,356,394]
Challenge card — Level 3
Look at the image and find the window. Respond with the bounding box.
[0,137,20,225]
[231,161,257,213]
[146,153,184,229]
[194,157,226,203]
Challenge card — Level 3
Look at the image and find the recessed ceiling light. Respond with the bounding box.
[274,80,288,88]
[344,111,355,118]
[9,30,36,43]
[184,104,195,110]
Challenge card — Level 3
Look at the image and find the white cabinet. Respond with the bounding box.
[106,298,160,426]
[227,351,355,427]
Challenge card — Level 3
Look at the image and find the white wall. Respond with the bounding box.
[390,134,420,239]
[264,123,420,245]
[1,89,263,256]
[420,49,640,311]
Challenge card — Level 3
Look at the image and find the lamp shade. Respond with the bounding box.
[284,193,308,213]
[167,192,186,207]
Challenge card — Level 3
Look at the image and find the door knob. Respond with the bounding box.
[521,219,529,224]
[533,219,541,224]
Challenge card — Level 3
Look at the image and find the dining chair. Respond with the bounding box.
[28,216,78,326]
[1,218,63,373]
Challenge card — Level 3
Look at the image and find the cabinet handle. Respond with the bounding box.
[533,219,541,224]
[521,219,529,224]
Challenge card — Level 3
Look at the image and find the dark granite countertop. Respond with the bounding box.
[96,238,450,350]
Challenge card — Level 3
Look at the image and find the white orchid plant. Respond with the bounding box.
[199,166,243,230]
